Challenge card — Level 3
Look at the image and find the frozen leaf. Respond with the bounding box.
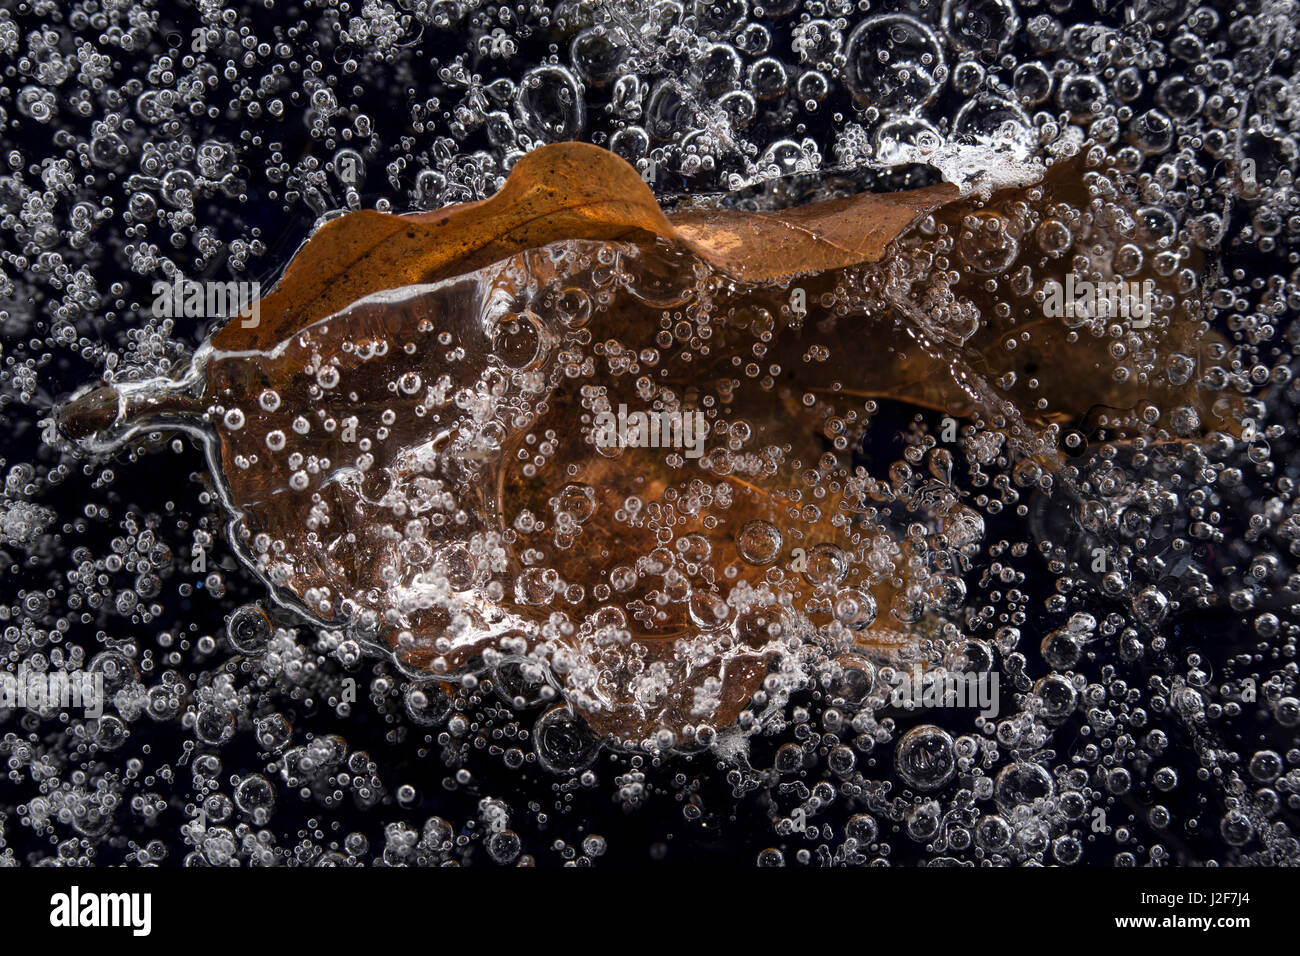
[57,144,1244,743]
[210,142,960,353]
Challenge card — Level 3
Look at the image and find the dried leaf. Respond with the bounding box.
[58,143,1243,743]
[212,142,958,352]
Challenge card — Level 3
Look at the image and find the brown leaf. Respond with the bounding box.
[57,143,1244,744]
[213,142,958,352]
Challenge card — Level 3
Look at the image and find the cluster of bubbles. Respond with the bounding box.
[3,0,1300,866]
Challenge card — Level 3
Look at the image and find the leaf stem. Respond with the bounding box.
[57,376,207,444]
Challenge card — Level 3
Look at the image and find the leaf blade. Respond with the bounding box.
[215,143,960,350]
